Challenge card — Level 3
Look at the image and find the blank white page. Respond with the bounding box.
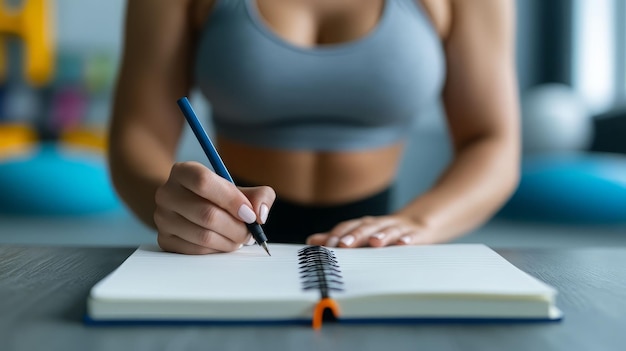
[91,244,555,303]
[333,244,556,298]
[91,244,316,302]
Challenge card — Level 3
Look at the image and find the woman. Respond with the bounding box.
[108,0,520,254]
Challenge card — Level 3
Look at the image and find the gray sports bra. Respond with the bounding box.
[194,0,446,150]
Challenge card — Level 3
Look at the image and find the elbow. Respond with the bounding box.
[107,154,125,207]
[106,128,126,199]
[503,162,520,203]
[496,144,521,209]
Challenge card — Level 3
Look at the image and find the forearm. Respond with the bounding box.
[109,124,175,229]
[397,136,520,243]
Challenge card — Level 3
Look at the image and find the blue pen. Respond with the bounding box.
[177,97,271,256]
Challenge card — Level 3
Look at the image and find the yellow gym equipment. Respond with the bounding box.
[0,0,55,86]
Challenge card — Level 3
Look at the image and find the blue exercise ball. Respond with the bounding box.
[0,142,121,215]
[499,153,626,224]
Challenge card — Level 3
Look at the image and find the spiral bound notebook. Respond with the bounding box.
[85,244,562,327]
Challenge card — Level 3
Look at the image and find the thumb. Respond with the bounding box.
[240,185,276,224]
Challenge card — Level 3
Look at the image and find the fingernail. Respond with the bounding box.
[238,243,244,249]
[400,235,411,244]
[372,232,386,240]
[326,236,339,247]
[340,235,355,247]
[260,204,269,224]
[246,236,256,246]
[238,205,257,224]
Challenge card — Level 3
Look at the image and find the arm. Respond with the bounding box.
[109,0,276,254]
[307,0,520,247]
[108,0,195,227]
[396,0,521,243]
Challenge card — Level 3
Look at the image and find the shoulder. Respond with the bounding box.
[447,0,515,41]
[419,0,515,44]
[418,0,452,41]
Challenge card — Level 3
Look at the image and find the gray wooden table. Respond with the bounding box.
[1,246,625,351]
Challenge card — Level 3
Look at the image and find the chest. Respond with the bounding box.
[191,0,450,44]
[198,1,444,120]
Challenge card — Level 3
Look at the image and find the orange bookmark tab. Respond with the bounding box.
[312,297,340,330]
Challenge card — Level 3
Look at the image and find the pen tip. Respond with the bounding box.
[261,242,271,256]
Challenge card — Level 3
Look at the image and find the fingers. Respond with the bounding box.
[156,184,250,243]
[331,216,395,248]
[308,216,427,249]
[154,207,242,252]
[171,162,258,224]
[369,226,416,247]
[306,218,378,247]
[240,186,276,224]
[154,162,277,255]
[158,233,222,255]
[306,233,329,246]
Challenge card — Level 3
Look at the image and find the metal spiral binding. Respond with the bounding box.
[298,246,344,299]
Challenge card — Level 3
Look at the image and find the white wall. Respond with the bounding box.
[55,0,125,53]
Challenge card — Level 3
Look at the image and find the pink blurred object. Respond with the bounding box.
[50,86,87,131]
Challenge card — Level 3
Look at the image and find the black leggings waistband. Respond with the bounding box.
[234,179,392,244]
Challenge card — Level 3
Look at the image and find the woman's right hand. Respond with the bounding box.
[154,161,276,254]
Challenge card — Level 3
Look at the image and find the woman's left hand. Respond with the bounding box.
[305,215,433,248]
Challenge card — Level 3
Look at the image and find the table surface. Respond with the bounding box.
[1,245,625,351]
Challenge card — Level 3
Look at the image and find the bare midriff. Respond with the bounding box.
[217,137,405,205]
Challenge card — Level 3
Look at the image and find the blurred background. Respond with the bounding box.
[0,0,625,247]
